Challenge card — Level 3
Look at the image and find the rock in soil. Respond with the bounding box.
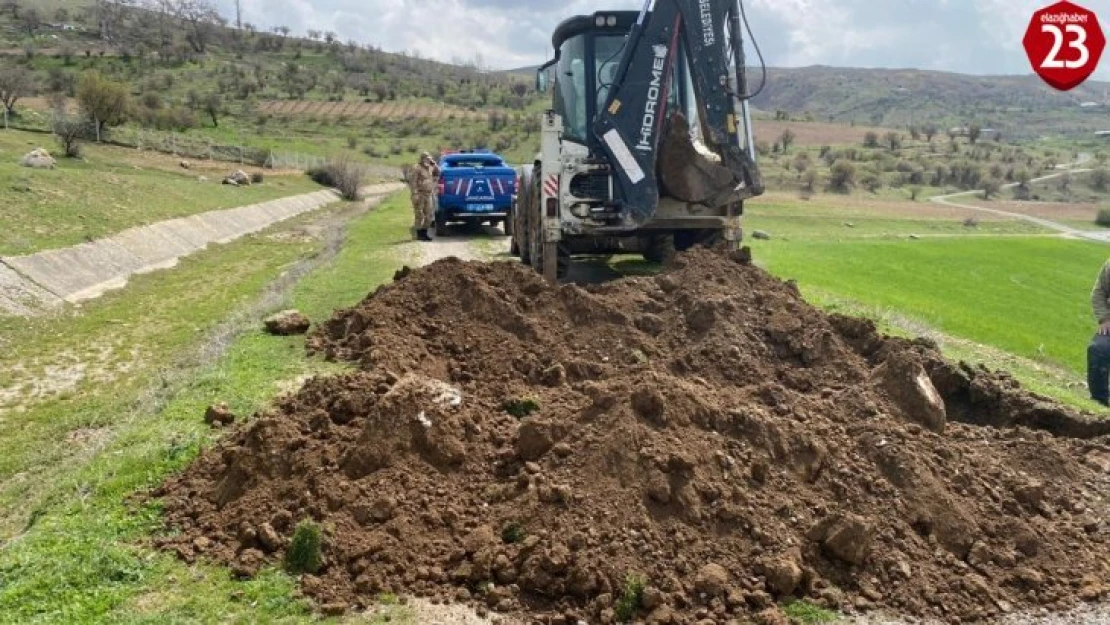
[264,310,311,336]
[203,403,235,427]
[155,250,1110,624]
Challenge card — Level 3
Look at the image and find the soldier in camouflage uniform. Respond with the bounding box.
[410,152,440,242]
[1090,260,1110,406]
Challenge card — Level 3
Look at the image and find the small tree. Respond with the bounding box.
[909,186,922,201]
[861,172,883,193]
[19,5,39,35]
[53,112,91,158]
[792,153,810,175]
[828,159,856,192]
[885,132,902,151]
[779,128,796,153]
[908,125,921,141]
[0,67,34,115]
[1091,169,1109,192]
[802,169,818,193]
[982,177,1002,199]
[203,93,225,127]
[76,71,132,138]
[923,123,938,142]
[968,123,982,144]
[863,131,880,148]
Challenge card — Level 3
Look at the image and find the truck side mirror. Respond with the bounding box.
[536,70,549,93]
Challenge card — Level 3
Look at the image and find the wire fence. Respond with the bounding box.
[2,108,401,179]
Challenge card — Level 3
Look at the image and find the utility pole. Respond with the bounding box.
[235,0,242,29]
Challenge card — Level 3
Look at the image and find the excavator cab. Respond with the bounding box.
[539,12,688,158]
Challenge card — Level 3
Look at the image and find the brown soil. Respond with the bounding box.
[156,249,1110,624]
[753,121,895,147]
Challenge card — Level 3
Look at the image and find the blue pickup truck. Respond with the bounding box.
[435,150,516,234]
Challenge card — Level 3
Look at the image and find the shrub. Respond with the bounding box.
[53,115,91,158]
[1092,169,1110,193]
[828,159,856,192]
[614,574,647,622]
[863,131,879,148]
[284,520,323,574]
[308,156,365,200]
[1097,209,1110,227]
[501,522,525,544]
[502,398,540,419]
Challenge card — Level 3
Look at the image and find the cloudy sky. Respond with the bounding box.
[216,0,1110,80]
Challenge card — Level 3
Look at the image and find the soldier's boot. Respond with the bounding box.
[417,229,432,242]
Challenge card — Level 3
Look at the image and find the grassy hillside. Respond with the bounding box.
[0,129,324,254]
[0,0,542,168]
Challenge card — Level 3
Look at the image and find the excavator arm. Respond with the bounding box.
[592,0,764,227]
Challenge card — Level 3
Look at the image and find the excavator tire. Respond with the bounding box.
[675,228,729,252]
[642,234,677,264]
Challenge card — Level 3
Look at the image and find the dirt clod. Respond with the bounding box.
[203,403,235,427]
[264,309,311,336]
[156,249,1110,624]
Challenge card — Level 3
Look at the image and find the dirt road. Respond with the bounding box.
[929,157,1108,243]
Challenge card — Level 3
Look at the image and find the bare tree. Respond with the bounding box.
[1,0,19,19]
[968,123,982,145]
[170,0,224,53]
[89,0,134,41]
[20,6,40,35]
[203,93,225,126]
[0,67,34,115]
[779,129,796,153]
[234,0,242,29]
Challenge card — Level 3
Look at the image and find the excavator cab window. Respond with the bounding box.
[555,30,687,151]
[555,35,589,143]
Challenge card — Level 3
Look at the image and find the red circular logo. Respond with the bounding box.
[1023,0,1105,91]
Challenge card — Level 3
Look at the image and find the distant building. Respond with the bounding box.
[1096,131,1110,138]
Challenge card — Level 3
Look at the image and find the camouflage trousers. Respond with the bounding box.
[411,192,434,230]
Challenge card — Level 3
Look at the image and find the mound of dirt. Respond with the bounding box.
[156,249,1110,624]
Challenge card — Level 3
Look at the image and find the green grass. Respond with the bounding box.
[0,129,323,255]
[753,235,1107,379]
[782,599,839,624]
[0,193,414,623]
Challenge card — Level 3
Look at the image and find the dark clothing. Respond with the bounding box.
[1089,333,1110,406]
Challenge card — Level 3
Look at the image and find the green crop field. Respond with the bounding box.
[751,234,1107,392]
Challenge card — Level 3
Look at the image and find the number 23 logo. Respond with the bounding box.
[1040,23,1089,69]
[1023,1,1105,91]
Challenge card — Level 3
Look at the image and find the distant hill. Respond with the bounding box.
[508,64,1110,139]
[749,66,1109,137]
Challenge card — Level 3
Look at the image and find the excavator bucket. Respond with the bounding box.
[657,112,764,207]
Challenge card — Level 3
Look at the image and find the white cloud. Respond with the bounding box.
[217,0,1109,81]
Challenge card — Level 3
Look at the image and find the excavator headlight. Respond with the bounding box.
[595,15,606,27]
[606,15,617,26]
